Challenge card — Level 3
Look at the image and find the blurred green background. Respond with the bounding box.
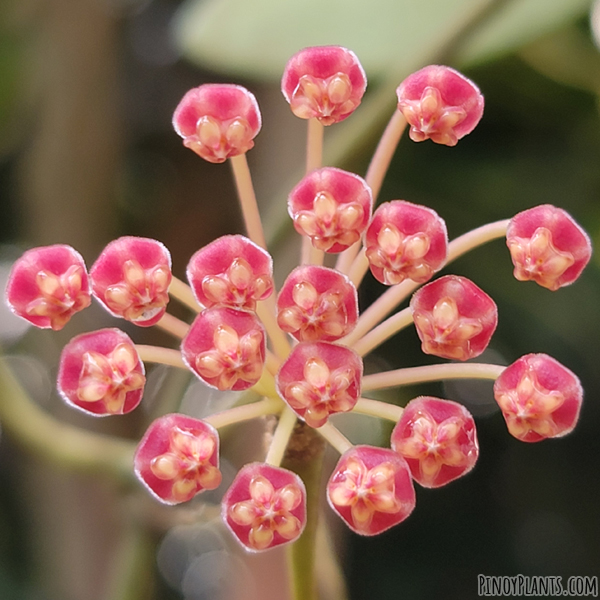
[1,0,599,599]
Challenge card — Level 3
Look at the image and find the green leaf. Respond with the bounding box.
[174,0,593,80]
[455,0,593,66]
[174,0,490,80]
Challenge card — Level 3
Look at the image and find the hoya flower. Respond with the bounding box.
[493,353,583,442]
[186,234,274,310]
[57,328,145,416]
[397,65,484,146]
[90,237,172,327]
[411,275,498,361]
[181,306,266,391]
[223,463,306,552]
[287,167,373,252]
[327,446,416,536]
[391,396,478,488]
[506,204,592,291]
[6,244,91,330]
[281,45,367,125]
[276,342,363,428]
[5,45,592,570]
[173,84,261,163]
[134,414,222,504]
[276,265,358,342]
[365,200,448,285]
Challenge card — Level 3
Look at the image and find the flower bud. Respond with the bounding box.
[276,265,358,342]
[223,463,306,552]
[288,167,373,252]
[281,46,367,125]
[181,307,266,391]
[173,84,261,163]
[186,235,273,311]
[391,396,478,487]
[276,341,362,428]
[6,245,91,330]
[411,275,498,361]
[396,65,484,146]
[365,200,448,285]
[90,237,172,327]
[327,445,415,536]
[493,353,583,442]
[135,414,222,504]
[57,328,145,416]
[506,204,592,291]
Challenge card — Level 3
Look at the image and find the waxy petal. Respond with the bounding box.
[135,414,221,505]
[6,245,91,330]
[327,446,415,536]
[57,328,145,416]
[493,354,583,442]
[391,397,479,487]
[222,463,306,552]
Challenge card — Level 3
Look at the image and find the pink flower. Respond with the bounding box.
[181,306,266,391]
[493,353,583,442]
[223,463,306,552]
[506,204,592,291]
[391,396,478,487]
[90,237,172,327]
[134,414,222,504]
[57,328,145,416]
[411,275,498,360]
[281,46,367,125]
[365,200,448,285]
[173,84,261,163]
[397,65,484,146]
[327,445,416,536]
[276,265,358,342]
[6,244,91,330]
[186,234,273,311]
[276,342,362,428]
[288,167,373,252]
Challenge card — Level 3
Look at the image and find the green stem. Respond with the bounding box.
[104,520,156,600]
[283,426,325,600]
[0,355,136,481]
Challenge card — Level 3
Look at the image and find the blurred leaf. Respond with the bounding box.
[174,0,487,79]
[174,0,593,81]
[519,25,600,93]
[456,0,593,65]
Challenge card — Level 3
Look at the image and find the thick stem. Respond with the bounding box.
[286,453,323,600]
[229,153,268,250]
[104,521,155,600]
[282,423,326,600]
[168,276,202,312]
[362,362,505,392]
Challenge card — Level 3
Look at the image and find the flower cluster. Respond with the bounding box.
[5,46,591,552]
